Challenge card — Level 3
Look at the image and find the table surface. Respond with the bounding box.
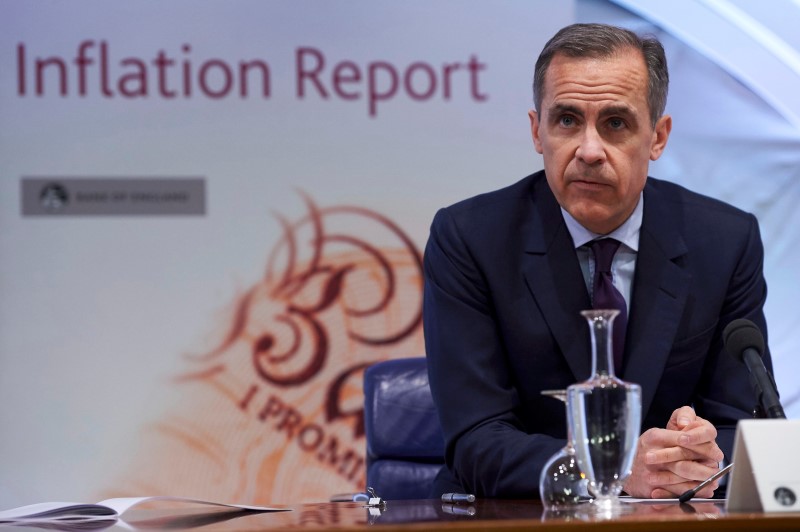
[7,498,793,532]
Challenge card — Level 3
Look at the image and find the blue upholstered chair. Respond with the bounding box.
[363,357,445,500]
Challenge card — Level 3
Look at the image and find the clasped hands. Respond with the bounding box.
[623,406,724,499]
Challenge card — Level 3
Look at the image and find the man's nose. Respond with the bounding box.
[575,126,606,165]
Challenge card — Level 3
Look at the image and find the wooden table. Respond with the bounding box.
[98,498,800,531]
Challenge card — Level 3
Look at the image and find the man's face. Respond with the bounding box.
[529,49,671,235]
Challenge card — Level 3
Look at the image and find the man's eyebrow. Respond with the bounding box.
[549,103,583,118]
[599,104,637,118]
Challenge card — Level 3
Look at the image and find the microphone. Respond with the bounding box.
[723,319,785,419]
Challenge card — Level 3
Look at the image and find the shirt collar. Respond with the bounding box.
[560,191,643,252]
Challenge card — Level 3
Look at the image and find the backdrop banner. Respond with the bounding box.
[0,0,571,507]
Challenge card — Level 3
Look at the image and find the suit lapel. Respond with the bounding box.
[523,176,593,382]
[624,181,690,418]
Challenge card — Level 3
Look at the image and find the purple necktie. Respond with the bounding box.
[590,238,627,373]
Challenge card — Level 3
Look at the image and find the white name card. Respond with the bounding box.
[726,419,800,512]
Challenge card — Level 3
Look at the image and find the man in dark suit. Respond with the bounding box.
[423,23,772,499]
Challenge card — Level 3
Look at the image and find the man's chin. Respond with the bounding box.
[566,205,623,235]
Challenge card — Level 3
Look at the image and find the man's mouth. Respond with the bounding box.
[570,178,611,189]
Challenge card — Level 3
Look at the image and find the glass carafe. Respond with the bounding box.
[567,309,641,513]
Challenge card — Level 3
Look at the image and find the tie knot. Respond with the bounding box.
[591,238,621,273]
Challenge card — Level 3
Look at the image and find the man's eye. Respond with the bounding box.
[559,115,575,127]
[608,118,626,130]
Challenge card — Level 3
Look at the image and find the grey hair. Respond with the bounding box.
[533,23,669,128]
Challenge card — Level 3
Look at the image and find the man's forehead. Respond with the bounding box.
[546,49,647,83]
[541,51,649,109]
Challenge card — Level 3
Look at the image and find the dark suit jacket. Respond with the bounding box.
[423,170,771,498]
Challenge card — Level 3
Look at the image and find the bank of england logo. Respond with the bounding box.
[39,183,69,211]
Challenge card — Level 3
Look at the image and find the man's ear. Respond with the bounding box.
[650,114,672,161]
[529,109,544,154]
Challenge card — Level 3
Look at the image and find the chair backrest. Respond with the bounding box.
[363,357,445,500]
